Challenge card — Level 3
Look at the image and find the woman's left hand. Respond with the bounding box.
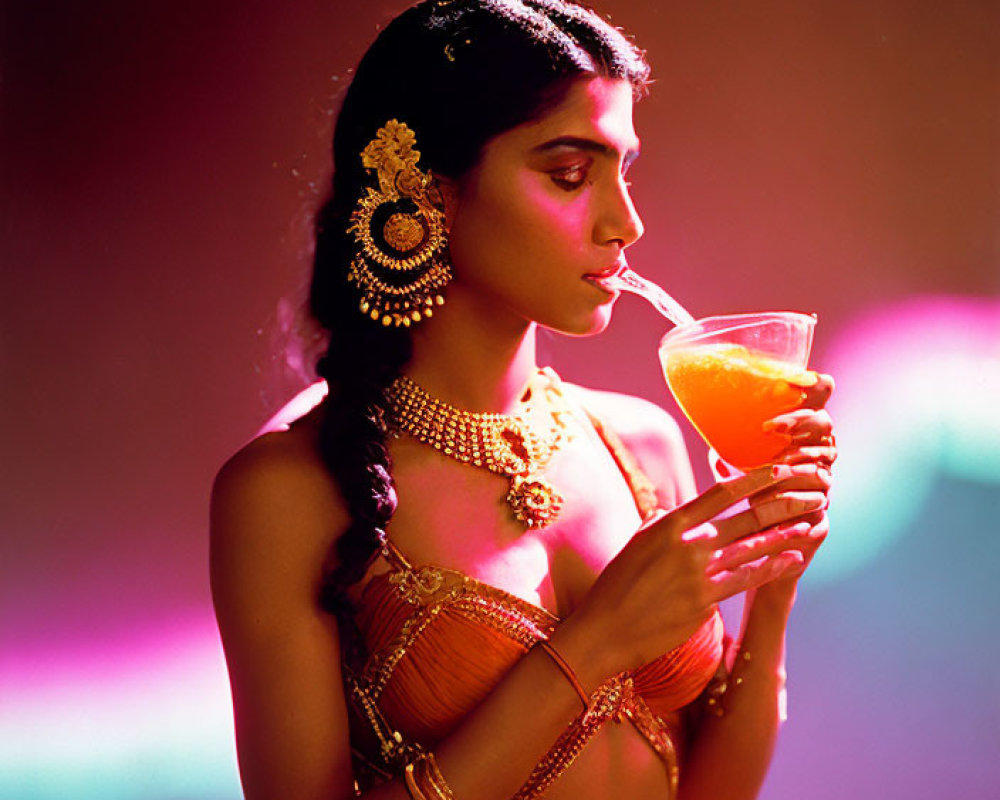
[765,371,836,469]
[743,372,836,604]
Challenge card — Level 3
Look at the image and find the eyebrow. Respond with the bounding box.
[531,135,641,167]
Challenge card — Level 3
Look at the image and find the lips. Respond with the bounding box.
[583,260,627,280]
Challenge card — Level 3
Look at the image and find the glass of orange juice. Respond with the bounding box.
[659,312,817,471]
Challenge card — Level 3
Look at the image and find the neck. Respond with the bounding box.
[406,284,539,413]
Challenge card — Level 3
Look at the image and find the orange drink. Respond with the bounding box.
[659,312,816,471]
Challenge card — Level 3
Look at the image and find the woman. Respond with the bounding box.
[210,2,836,799]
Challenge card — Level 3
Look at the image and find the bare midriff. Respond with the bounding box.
[537,711,684,800]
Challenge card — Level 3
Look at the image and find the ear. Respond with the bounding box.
[428,173,460,230]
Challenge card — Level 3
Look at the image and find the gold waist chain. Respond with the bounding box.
[511,673,679,800]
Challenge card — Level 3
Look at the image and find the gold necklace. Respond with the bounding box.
[382,368,569,528]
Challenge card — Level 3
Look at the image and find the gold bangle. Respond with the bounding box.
[424,754,456,800]
[404,761,425,799]
[404,752,456,800]
[537,639,590,711]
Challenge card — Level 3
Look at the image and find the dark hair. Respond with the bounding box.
[310,0,649,613]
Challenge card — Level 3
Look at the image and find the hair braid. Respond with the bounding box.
[311,197,413,616]
[314,348,412,615]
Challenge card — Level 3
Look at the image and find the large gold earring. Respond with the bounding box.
[347,119,451,328]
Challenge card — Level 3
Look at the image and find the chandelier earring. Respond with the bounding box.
[347,119,451,328]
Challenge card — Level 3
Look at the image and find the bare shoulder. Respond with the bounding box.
[212,407,341,524]
[563,382,697,507]
[210,407,347,614]
[209,407,357,799]
[563,383,685,450]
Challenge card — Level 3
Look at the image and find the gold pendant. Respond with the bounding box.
[507,474,564,529]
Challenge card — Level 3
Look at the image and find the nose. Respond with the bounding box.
[594,175,644,249]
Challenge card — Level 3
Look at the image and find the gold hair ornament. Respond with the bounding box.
[348,119,451,328]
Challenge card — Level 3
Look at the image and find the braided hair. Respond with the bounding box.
[310,0,649,614]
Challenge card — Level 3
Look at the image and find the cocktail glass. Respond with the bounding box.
[658,312,817,472]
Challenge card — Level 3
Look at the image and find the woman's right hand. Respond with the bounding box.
[555,464,828,687]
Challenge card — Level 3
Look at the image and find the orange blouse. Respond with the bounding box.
[341,411,724,798]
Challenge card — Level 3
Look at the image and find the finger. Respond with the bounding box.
[759,463,833,493]
[792,507,828,533]
[793,372,834,410]
[789,431,836,450]
[711,514,830,575]
[638,507,670,531]
[712,491,827,547]
[708,551,806,602]
[680,520,719,544]
[796,515,830,559]
[776,444,838,468]
[707,522,812,575]
[763,409,833,440]
[669,466,783,532]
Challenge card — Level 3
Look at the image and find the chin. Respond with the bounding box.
[544,301,616,338]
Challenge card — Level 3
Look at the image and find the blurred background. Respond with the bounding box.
[2,1,997,798]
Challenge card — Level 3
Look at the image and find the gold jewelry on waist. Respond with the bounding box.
[404,751,457,800]
[382,369,569,528]
[512,672,679,800]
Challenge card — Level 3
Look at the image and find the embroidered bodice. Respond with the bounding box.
[340,394,724,798]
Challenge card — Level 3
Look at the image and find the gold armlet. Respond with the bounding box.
[404,752,457,800]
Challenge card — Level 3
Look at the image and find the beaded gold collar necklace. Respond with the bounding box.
[382,368,570,528]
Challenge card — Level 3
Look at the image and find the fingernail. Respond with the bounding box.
[803,494,826,511]
[788,371,819,388]
[780,492,824,511]
[772,463,818,480]
[763,419,792,434]
[786,561,807,577]
[781,521,811,537]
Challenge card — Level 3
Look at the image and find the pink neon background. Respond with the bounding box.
[2,2,997,798]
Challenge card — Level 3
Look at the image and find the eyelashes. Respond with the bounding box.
[549,164,589,191]
[548,161,634,192]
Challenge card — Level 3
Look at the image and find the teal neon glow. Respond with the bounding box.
[809,296,1000,586]
[0,621,242,800]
